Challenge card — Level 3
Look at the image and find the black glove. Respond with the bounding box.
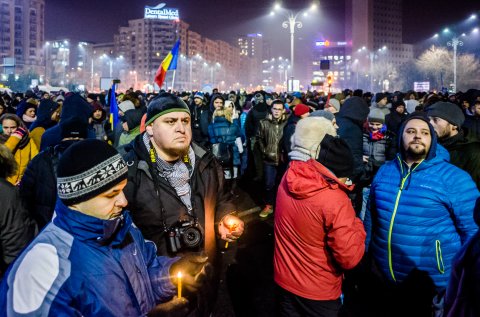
[147,296,189,317]
[170,253,210,293]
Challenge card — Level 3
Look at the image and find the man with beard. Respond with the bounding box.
[427,101,480,189]
[364,112,479,317]
[123,92,244,316]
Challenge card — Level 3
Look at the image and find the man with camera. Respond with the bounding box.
[123,92,244,315]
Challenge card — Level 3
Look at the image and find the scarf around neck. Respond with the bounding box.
[143,133,196,211]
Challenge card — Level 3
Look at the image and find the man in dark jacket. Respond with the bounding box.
[40,93,95,151]
[463,100,480,140]
[245,92,269,181]
[427,101,480,189]
[123,93,244,316]
[0,144,36,277]
[189,92,211,149]
[257,100,288,217]
[336,96,370,212]
[20,118,88,229]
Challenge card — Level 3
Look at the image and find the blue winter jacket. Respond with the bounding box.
[208,116,241,166]
[365,125,480,290]
[0,200,177,316]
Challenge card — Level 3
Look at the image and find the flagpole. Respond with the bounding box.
[172,70,176,91]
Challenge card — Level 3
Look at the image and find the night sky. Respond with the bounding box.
[45,0,478,62]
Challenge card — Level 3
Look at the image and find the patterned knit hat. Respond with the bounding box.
[146,92,191,126]
[57,139,128,205]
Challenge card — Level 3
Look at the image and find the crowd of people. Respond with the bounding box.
[0,85,480,316]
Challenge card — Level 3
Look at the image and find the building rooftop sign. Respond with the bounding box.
[144,3,180,20]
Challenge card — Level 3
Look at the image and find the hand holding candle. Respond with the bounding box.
[219,214,245,248]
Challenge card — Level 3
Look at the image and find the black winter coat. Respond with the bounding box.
[282,114,300,157]
[0,179,36,276]
[440,132,480,190]
[123,134,235,257]
[189,103,212,148]
[336,97,370,183]
[123,135,235,316]
[20,140,77,229]
[245,102,268,139]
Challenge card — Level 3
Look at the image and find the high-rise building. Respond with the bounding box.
[114,11,245,91]
[0,0,45,77]
[345,0,413,90]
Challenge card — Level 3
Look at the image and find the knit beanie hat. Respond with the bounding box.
[194,92,205,101]
[145,92,191,126]
[368,108,386,123]
[327,99,341,112]
[294,104,310,117]
[426,101,465,128]
[316,134,354,179]
[118,100,135,113]
[375,92,387,103]
[310,110,335,122]
[57,139,128,206]
[291,117,337,158]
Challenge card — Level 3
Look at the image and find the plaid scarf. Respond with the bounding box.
[143,133,195,211]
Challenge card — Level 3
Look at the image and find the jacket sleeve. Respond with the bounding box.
[324,191,366,270]
[208,124,216,144]
[140,237,178,303]
[4,136,21,154]
[448,170,480,244]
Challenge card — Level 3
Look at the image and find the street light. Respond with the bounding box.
[447,37,463,92]
[272,2,317,80]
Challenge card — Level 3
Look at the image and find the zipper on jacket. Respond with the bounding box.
[435,240,445,274]
[387,158,424,282]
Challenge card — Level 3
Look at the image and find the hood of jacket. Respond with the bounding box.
[337,96,370,122]
[284,159,353,200]
[30,99,60,130]
[60,93,93,123]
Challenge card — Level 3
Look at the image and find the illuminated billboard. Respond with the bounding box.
[144,3,179,20]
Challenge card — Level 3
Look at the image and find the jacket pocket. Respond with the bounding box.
[435,240,445,274]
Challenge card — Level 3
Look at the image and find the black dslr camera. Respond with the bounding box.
[167,219,203,254]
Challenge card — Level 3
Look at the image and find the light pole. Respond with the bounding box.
[271,2,317,80]
[447,37,463,92]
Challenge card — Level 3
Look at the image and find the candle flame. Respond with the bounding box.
[177,271,182,279]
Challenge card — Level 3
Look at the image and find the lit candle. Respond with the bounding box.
[224,219,237,249]
[177,271,182,299]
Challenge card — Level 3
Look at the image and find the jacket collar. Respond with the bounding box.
[53,199,132,246]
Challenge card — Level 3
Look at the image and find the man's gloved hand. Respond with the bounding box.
[170,253,210,293]
[12,127,28,140]
[147,296,189,317]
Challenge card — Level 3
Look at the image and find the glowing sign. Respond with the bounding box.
[144,3,180,20]
[316,40,347,47]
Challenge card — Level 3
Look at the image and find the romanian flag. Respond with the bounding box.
[109,82,119,128]
[154,39,180,89]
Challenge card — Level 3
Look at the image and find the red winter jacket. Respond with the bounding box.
[273,159,366,300]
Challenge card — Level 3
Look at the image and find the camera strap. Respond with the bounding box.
[147,141,198,231]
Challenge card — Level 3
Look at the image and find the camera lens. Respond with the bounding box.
[182,227,202,248]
